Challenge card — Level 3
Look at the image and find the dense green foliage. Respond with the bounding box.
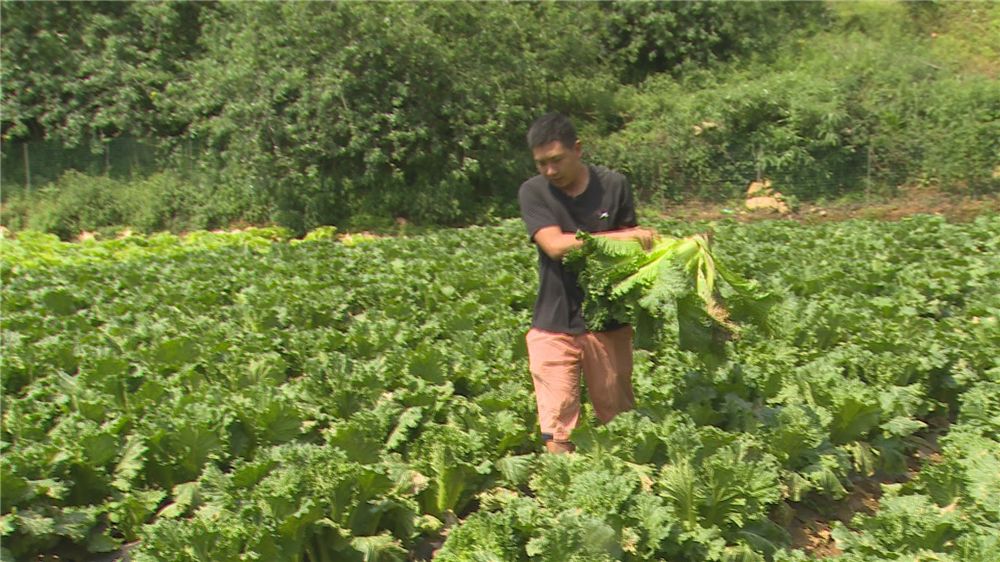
[566,232,775,359]
[3,1,996,236]
[166,1,619,231]
[3,215,998,560]
[0,170,233,239]
[591,3,1000,202]
[0,1,212,144]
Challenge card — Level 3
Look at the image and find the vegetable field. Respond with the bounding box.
[2,215,998,562]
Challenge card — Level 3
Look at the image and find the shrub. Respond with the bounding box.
[597,1,829,83]
[592,3,1000,204]
[0,170,265,238]
[916,77,1000,193]
[164,2,621,233]
[590,70,864,202]
[122,170,269,233]
[19,172,129,239]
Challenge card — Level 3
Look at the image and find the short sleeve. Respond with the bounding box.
[519,181,558,240]
[615,176,638,229]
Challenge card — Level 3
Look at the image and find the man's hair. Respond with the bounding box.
[526,112,577,149]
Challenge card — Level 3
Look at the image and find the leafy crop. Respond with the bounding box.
[2,214,998,561]
[565,231,775,360]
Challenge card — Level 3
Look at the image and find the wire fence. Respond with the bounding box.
[1,137,158,198]
[2,136,990,207]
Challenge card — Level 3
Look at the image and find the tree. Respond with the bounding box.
[170,2,619,231]
[1,0,213,147]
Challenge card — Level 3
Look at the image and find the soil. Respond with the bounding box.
[658,185,999,224]
[782,478,882,558]
[779,415,950,557]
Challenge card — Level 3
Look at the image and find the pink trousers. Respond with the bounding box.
[525,326,635,442]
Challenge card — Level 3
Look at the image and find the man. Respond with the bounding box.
[518,112,656,454]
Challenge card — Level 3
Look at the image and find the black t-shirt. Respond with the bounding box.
[518,164,638,334]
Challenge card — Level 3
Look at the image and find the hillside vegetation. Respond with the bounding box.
[1,1,997,237]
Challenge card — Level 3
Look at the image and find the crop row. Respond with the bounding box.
[1,215,997,561]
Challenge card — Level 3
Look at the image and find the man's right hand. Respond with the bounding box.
[602,227,657,251]
[629,227,657,251]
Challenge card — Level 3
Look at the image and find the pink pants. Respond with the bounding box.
[525,326,635,442]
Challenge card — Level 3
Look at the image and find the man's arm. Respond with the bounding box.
[533,225,656,262]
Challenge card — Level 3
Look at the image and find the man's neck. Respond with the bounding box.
[561,163,589,197]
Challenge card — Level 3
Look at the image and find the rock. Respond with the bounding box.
[745,196,790,214]
[692,120,719,136]
[745,178,790,214]
[747,179,773,197]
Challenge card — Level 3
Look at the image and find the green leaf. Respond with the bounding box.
[830,394,882,445]
[567,231,773,362]
[881,416,927,437]
[153,337,200,368]
[659,460,699,528]
[16,510,55,537]
[157,482,199,519]
[350,533,407,562]
[83,431,119,468]
[113,435,148,492]
[41,289,83,315]
[0,514,16,536]
[86,529,119,554]
[385,407,424,451]
[495,454,535,487]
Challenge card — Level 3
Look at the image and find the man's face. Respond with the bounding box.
[532,140,583,190]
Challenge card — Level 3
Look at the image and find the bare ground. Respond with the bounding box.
[659,185,999,224]
[779,415,950,557]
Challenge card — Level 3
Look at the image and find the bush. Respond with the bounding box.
[13,172,129,239]
[3,0,994,227]
[122,170,268,233]
[0,170,262,238]
[917,77,1000,193]
[163,2,621,233]
[591,3,1000,204]
[597,1,829,83]
[590,70,864,202]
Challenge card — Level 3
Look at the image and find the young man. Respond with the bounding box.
[518,112,655,454]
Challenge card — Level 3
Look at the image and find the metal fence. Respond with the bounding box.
[1,136,158,197]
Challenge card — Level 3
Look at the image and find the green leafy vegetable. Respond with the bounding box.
[566,231,776,358]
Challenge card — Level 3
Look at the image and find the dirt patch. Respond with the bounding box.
[660,185,999,224]
[781,416,950,557]
[781,476,884,558]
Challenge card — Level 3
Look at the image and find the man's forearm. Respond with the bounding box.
[534,229,582,261]
[534,226,655,261]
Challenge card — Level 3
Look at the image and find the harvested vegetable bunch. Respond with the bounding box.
[565,231,776,358]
